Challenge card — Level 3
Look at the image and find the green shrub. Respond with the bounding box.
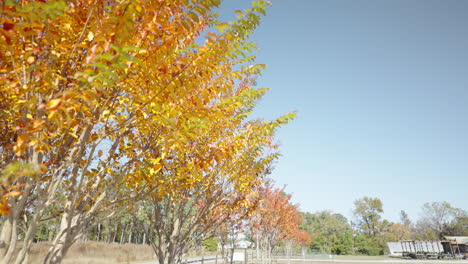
[203,238,218,252]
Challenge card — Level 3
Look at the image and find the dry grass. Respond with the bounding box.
[332,255,390,260]
[28,241,155,264]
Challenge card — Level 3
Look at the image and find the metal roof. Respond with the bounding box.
[445,236,468,244]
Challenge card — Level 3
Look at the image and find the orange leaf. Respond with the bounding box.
[4,191,22,197]
[6,184,25,191]
[32,119,45,129]
[47,98,63,111]
[0,202,10,216]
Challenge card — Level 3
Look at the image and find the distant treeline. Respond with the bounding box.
[298,198,467,255]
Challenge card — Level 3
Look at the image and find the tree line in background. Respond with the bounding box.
[300,198,467,256]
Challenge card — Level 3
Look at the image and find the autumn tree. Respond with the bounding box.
[383,223,411,241]
[251,184,301,264]
[216,189,261,264]
[293,230,312,257]
[392,210,414,239]
[283,229,311,261]
[0,0,291,264]
[138,112,289,264]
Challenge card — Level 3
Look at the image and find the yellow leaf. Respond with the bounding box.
[87,31,94,41]
[27,56,35,64]
[149,157,161,164]
[47,112,55,119]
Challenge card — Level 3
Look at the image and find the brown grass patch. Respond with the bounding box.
[28,241,155,264]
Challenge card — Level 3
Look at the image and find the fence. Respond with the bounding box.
[179,252,468,264]
[181,250,257,264]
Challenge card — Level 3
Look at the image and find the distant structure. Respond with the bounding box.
[387,236,468,259]
[444,236,468,258]
[220,240,253,249]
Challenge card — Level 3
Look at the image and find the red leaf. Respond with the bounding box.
[3,22,14,31]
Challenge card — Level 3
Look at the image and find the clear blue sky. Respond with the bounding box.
[218,0,468,223]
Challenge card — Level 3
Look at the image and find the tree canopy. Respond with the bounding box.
[0,1,294,263]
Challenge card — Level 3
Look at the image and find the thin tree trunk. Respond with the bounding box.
[286,241,291,264]
[0,217,14,261]
[157,247,166,264]
[256,232,260,260]
[43,213,78,264]
[106,221,112,243]
[44,237,73,264]
[112,224,119,243]
[230,247,234,264]
[48,227,55,242]
[13,213,41,264]
[127,223,133,243]
[97,223,101,242]
[120,224,127,244]
[1,217,18,264]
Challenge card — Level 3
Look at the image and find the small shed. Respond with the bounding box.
[443,236,468,257]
